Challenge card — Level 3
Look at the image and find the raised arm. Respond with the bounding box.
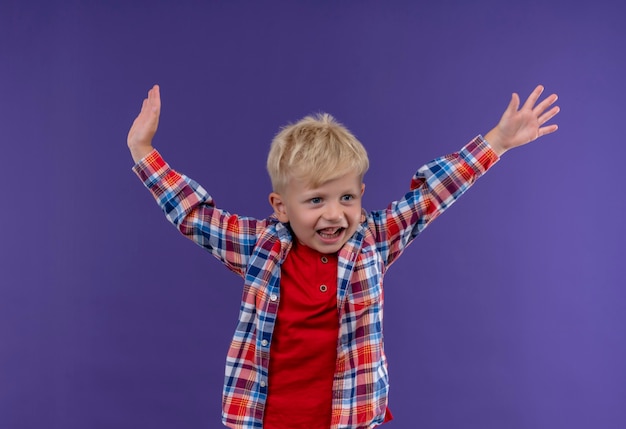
[484,85,560,156]
[128,85,270,275]
[127,84,161,163]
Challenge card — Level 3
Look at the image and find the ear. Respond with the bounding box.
[360,183,365,196]
[269,192,289,223]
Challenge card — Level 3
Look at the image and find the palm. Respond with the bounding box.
[498,103,542,146]
[486,85,559,155]
[127,85,161,150]
[127,85,161,163]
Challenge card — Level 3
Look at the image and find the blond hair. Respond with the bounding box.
[267,113,369,193]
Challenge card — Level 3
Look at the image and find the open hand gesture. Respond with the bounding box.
[485,85,560,156]
[127,84,161,163]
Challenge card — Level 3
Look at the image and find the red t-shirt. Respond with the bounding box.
[263,242,393,428]
[264,241,339,428]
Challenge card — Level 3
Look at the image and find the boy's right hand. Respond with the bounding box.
[127,84,161,163]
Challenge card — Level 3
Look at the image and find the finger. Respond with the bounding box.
[150,85,161,112]
[538,105,560,126]
[538,123,558,137]
[522,85,544,110]
[533,93,558,116]
[138,98,149,116]
[507,92,520,113]
[150,84,160,100]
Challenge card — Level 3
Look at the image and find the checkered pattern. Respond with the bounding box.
[133,135,498,428]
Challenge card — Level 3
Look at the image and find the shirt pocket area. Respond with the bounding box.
[346,246,383,313]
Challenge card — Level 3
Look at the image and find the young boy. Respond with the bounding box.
[127,85,559,429]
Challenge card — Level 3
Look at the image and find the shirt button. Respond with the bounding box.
[321,256,328,264]
[320,284,328,292]
[270,294,278,302]
[260,380,267,388]
[261,339,269,347]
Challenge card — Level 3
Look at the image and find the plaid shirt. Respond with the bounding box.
[133,136,498,429]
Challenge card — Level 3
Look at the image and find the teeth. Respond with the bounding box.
[318,227,343,238]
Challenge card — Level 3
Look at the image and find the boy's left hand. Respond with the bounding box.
[127,84,161,163]
[485,85,560,156]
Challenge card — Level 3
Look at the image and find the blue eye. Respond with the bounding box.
[341,195,354,202]
[310,197,322,204]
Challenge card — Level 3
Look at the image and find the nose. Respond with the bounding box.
[323,201,342,221]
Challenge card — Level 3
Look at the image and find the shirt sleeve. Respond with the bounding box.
[132,149,267,276]
[368,135,499,267]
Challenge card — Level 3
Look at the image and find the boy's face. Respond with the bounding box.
[269,172,365,254]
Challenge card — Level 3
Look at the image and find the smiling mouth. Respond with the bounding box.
[317,227,345,239]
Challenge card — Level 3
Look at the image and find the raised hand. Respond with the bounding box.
[127,84,161,163]
[484,85,560,156]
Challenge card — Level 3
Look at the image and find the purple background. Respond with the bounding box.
[1,1,625,428]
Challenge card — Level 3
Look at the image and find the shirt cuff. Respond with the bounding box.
[131,149,171,187]
[461,135,500,176]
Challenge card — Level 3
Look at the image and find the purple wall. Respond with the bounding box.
[1,1,624,428]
